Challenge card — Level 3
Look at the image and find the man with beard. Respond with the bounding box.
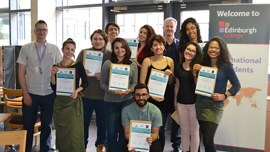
[121,83,162,152]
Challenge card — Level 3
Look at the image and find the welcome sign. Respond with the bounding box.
[210,4,269,44]
[209,4,270,152]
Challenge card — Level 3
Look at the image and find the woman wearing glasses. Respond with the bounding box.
[174,42,202,152]
[192,37,241,152]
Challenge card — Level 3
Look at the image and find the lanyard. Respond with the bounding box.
[35,42,47,67]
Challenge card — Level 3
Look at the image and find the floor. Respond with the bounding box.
[0,117,227,152]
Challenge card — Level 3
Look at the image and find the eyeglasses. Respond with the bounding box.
[35,28,48,32]
[209,46,220,50]
[186,47,196,54]
[186,26,196,32]
[134,93,148,97]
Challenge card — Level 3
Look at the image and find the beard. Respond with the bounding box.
[135,99,147,108]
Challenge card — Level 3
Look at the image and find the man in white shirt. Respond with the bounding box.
[17,20,62,152]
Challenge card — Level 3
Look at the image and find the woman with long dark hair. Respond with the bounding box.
[174,41,202,152]
[100,38,138,152]
[178,17,203,63]
[193,37,241,152]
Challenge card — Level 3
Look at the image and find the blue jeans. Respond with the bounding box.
[105,99,133,152]
[83,98,107,148]
[23,93,55,152]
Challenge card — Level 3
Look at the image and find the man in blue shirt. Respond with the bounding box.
[122,83,162,152]
[163,17,181,152]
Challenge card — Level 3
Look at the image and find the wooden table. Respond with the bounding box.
[0,113,10,123]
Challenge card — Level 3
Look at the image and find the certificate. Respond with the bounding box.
[198,43,206,51]
[127,39,138,60]
[195,66,218,97]
[83,50,103,76]
[171,111,180,126]
[56,68,76,96]
[147,69,169,97]
[109,64,130,91]
[129,120,151,152]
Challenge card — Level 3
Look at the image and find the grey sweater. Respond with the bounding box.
[100,60,138,102]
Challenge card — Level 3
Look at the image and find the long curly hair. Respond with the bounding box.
[111,38,132,65]
[138,24,156,55]
[202,36,232,68]
[178,17,202,63]
[181,41,202,71]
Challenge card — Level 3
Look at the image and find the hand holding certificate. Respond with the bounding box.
[147,69,169,98]
[83,50,103,76]
[195,66,218,97]
[129,120,151,152]
[56,68,76,96]
[109,64,130,91]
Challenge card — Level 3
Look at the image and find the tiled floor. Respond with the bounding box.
[0,118,227,152]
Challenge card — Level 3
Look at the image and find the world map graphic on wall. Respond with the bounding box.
[224,85,262,108]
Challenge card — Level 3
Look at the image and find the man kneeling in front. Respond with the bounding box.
[121,83,162,152]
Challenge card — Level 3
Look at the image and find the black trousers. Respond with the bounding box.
[199,120,218,152]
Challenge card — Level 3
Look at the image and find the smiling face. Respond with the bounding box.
[107,25,119,42]
[91,33,105,50]
[151,40,165,55]
[62,43,75,59]
[207,41,220,59]
[34,23,48,41]
[133,88,150,108]
[186,22,197,42]
[113,41,126,60]
[184,44,197,61]
[163,20,176,37]
[138,28,147,43]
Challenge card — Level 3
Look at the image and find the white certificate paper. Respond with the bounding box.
[127,40,138,60]
[84,50,103,76]
[198,43,206,51]
[109,64,130,91]
[56,68,75,96]
[195,66,218,97]
[147,69,169,97]
[129,120,151,152]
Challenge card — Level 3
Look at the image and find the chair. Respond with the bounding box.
[0,130,27,152]
[3,88,41,152]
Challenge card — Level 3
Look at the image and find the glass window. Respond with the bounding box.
[0,0,9,8]
[63,7,102,57]
[0,13,10,45]
[116,12,164,39]
[253,0,270,4]
[17,12,31,45]
[181,10,209,41]
[10,0,31,10]
[61,0,102,6]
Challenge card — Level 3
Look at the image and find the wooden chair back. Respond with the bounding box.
[0,130,27,152]
[3,88,41,150]
[3,88,23,118]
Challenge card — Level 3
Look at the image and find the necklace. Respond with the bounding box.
[183,62,191,71]
[60,60,73,67]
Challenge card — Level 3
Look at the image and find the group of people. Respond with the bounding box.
[17,16,240,152]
